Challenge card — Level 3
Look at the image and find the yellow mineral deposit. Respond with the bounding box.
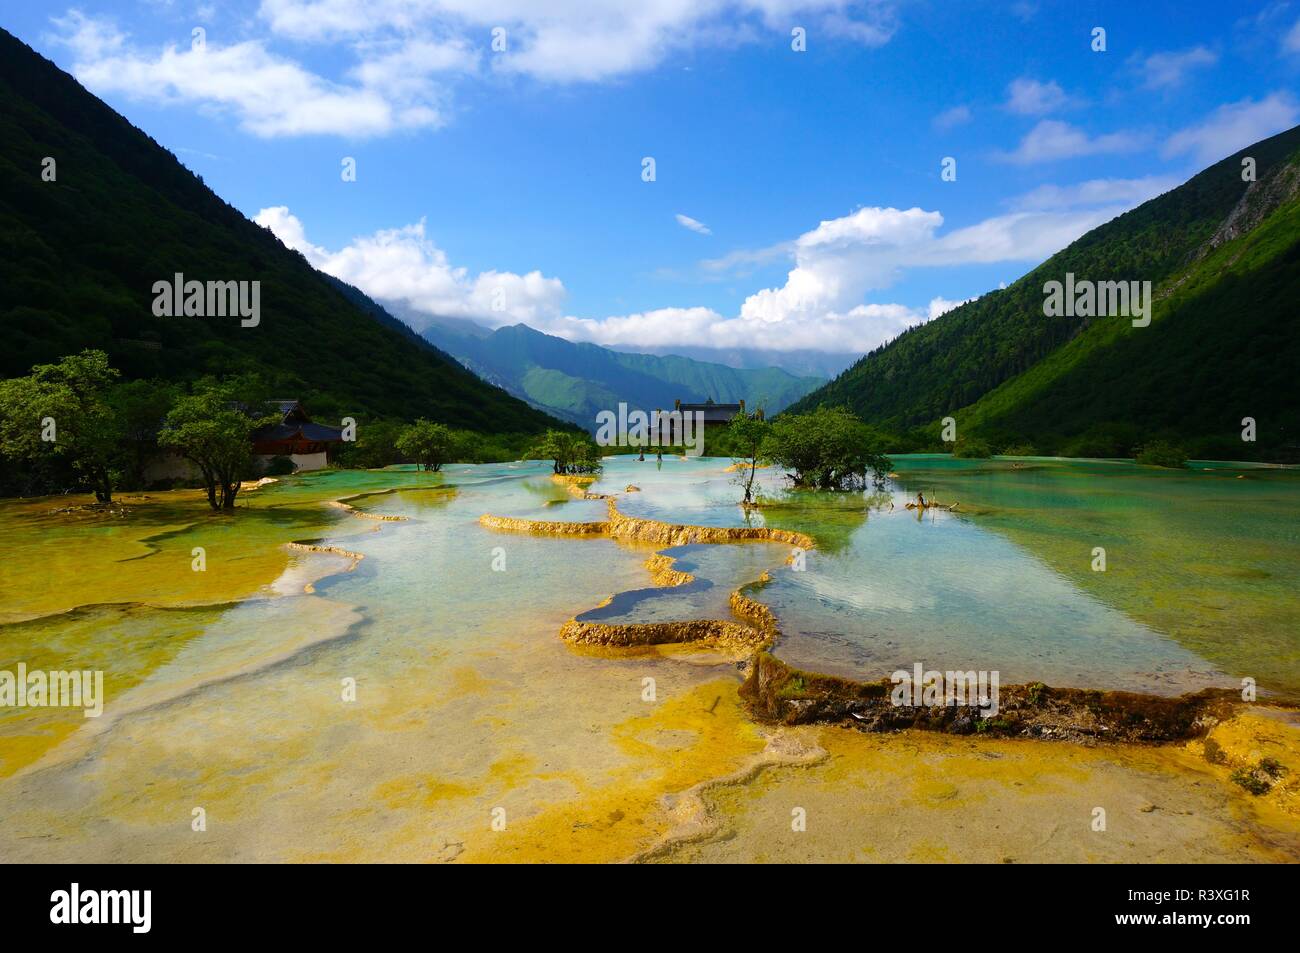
[0,462,1297,863]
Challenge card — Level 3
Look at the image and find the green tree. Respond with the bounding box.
[109,378,179,489]
[529,430,603,474]
[454,430,486,463]
[1135,440,1188,469]
[530,430,567,473]
[727,411,771,505]
[952,435,993,459]
[159,376,274,510]
[568,438,603,474]
[395,419,457,471]
[337,418,406,469]
[0,349,123,502]
[766,406,891,491]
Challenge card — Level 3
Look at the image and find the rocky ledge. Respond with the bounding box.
[740,652,1248,744]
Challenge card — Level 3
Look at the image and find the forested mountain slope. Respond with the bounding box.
[0,29,559,433]
[787,125,1300,458]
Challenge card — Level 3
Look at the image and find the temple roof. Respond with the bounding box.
[252,421,344,443]
[251,399,343,444]
[676,401,744,423]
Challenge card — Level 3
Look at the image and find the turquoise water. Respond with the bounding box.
[553,456,1299,695]
[578,541,791,626]
[3,454,1297,861]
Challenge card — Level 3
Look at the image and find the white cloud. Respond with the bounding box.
[1010,176,1178,211]
[257,0,900,83]
[349,38,480,95]
[544,302,927,353]
[675,213,712,235]
[738,207,941,327]
[51,9,126,60]
[1162,91,1300,166]
[258,172,1154,356]
[1004,77,1068,116]
[717,192,1136,347]
[1135,46,1217,90]
[997,120,1146,164]
[49,12,455,137]
[927,296,972,319]
[920,208,1125,264]
[932,104,971,130]
[255,206,567,325]
[50,4,900,136]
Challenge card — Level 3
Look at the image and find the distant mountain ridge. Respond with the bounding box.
[787,124,1300,459]
[413,314,825,427]
[0,28,560,434]
[616,344,858,379]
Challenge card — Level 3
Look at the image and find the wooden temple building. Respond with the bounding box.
[250,400,345,472]
[672,398,759,427]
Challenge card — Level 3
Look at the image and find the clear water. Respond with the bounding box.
[1,454,1298,861]
[572,455,1300,696]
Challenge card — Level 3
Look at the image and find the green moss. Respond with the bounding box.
[776,675,808,699]
[1229,767,1271,796]
[1258,757,1287,779]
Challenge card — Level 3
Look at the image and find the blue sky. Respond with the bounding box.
[6,0,1300,361]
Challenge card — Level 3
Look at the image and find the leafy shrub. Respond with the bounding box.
[1059,422,1142,459]
[336,419,406,469]
[529,430,603,474]
[999,443,1038,457]
[1135,440,1188,468]
[264,455,296,476]
[396,419,459,472]
[952,436,992,458]
[765,406,890,490]
[726,412,771,504]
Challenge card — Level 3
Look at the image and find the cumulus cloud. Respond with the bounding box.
[713,192,1138,348]
[738,207,942,326]
[258,172,1155,357]
[675,214,712,235]
[927,296,972,319]
[1135,46,1217,90]
[1004,77,1068,116]
[997,120,1146,164]
[255,206,567,325]
[1162,91,1300,166]
[544,303,929,353]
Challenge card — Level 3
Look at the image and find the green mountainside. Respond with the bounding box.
[420,320,824,426]
[0,28,559,434]
[787,125,1300,459]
